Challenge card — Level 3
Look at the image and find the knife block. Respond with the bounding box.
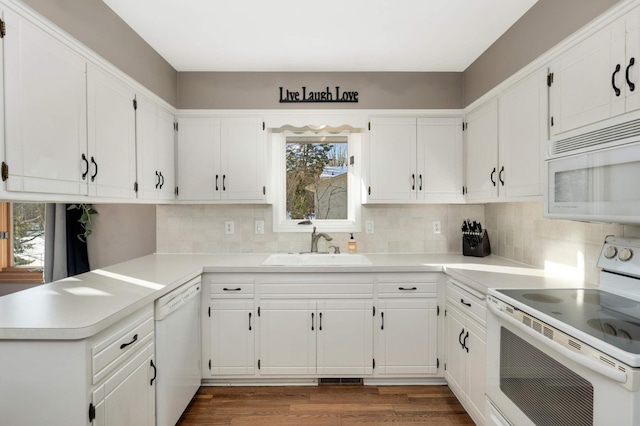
[463,230,491,257]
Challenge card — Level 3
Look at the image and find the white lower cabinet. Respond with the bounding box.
[375,299,438,375]
[445,280,487,425]
[259,300,317,375]
[202,272,445,383]
[202,276,256,377]
[259,299,374,376]
[374,275,440,377]
[208,300,256,375]
[92,342,156,426]
[0,305,155,426]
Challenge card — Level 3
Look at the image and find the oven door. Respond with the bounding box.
[487,302,639,426]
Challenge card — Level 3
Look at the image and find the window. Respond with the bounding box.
[0,202,45,283]
[272,127,362,232]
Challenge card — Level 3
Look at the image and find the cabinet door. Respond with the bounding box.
[465,319,487,424]
[157,108,176,201]
[177,117,220,200]
[4,9,87,195]
[96,347,154,426]
[464,100,498,201]
[316,300,373,375]
[87,64,137,198]
[220,117,266,201]
[209,300,255,375]
[444,304,466,398]
[259,300,316,375]
[498,69,547,198]
[367,117,417,201]
[417,118,463,202]
[625,7,640,112]
[136,96,175,201]
[375,299,438,375]
[549,17,626,136]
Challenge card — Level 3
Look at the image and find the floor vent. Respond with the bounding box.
[319,378,363,386]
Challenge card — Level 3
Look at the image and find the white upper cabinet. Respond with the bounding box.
[176,117,221,201]
[417,118,464,202]
[464,100,499,201]
[220,117,267,201]
[465,69,546,202]
[87,64,137,199]
[367,117,417,202]
[3,9,88,195]
[549,7,640,135]
[136,95,175,201]
[498,68,547,199]
[176,116,267,202]
[367,117,463,203]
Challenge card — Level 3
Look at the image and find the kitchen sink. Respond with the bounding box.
[262,253,372,266]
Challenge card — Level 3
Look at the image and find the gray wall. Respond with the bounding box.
[178,72,463,110]
[463,0,621,106]
[87,204,157,270]
[22,0,178,106]
[22,0,621,110]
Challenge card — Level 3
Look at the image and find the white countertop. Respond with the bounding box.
[0,253,595,340]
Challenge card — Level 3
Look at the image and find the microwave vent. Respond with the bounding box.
[551,118,640,155]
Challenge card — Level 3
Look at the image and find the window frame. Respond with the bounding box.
[272,129,362,233]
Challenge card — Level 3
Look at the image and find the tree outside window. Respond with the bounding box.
[13,203,45,267]
[286,136,348,221]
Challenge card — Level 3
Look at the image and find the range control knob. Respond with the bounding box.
[604,246,618,259]
[619,248,634,262]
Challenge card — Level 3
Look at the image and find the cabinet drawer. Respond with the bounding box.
[92,309,154,384]
[210,283,254,296]
[446,279,486,324]
[377,282,437,295]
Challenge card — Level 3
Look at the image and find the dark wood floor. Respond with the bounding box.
[177,385,475,425]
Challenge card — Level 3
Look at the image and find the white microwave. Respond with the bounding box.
[545,140,640,224]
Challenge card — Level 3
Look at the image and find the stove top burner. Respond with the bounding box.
[522,293,563,303]
[574,292,639,308]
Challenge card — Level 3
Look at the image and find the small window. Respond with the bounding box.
[286,135,349,221]
[0,202,45,283]
[12,202,45,267]
[272,128,362,232]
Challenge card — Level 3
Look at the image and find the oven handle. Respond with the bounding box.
[488,302,628,384]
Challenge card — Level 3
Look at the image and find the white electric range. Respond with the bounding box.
[486,236,640,426]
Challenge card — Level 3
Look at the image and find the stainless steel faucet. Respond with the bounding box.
[310,226,333,252]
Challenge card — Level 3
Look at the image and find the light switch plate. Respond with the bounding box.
[225,220,235,235]
[255,220,264,235]
[365,220,374,234]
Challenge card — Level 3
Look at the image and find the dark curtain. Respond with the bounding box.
[65,204,90,276]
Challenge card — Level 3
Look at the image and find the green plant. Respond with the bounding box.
[67,204,98,242]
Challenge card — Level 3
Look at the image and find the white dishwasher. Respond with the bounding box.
[155,277,202,426]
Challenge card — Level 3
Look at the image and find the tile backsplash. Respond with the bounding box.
[484,201,640,284]
[156,204,485,255]
[156,201,640,284]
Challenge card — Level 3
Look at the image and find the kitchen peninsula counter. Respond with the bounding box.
[0,253,594,340]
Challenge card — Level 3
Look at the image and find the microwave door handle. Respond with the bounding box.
[488,302,627,384]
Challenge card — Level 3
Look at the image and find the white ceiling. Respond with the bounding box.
[102,0,538,72]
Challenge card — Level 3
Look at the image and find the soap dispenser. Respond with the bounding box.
[348,233,357,253]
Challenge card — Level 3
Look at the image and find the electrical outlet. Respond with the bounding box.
[365,220,374,234]
[432,221,441,234]
[255,220,264,235]
[225,220,235,235]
